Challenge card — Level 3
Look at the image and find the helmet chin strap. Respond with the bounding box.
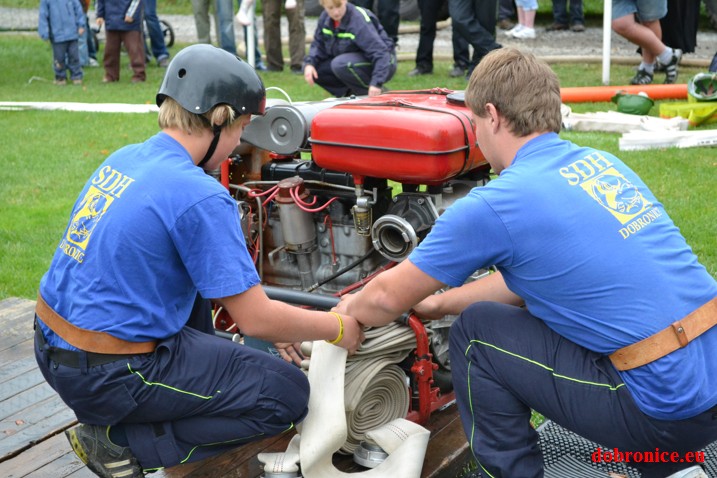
[198,124,223,168]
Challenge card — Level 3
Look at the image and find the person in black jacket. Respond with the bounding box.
[303,0,396,97]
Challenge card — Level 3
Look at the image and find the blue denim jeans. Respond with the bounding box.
[215,0,237,54]
[52,40,83,81]
[552,0,584,26]
[144,0,170,61]
[612,0,667,21]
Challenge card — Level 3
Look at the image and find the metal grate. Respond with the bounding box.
[538,420,716,478]
[464,420,716,477]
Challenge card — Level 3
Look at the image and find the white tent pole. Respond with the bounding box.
[602,0,612,85]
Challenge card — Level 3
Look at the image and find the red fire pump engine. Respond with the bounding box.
[212,89,491,426]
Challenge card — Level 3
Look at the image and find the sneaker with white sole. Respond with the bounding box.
[511,26,536,39]
[665,465,708,478]
[505,24,524,37]
[65,423,143,478]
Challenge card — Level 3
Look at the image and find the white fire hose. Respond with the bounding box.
[258,323,431,478]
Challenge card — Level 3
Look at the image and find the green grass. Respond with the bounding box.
[1,32,715,300]
[0,25,715,478]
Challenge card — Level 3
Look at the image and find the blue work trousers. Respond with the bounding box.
[314,51,396,97]
[35,314,309,470]
[449,302,717,478]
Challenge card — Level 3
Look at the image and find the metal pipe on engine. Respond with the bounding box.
[264,285,340,309]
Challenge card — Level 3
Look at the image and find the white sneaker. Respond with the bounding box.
[504,24,524,37]
[285,0,297,9]
[236,0,254,25]
[511,26,536,39]
[665,466,708,478]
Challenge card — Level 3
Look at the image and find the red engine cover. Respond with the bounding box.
[309,90,487,185]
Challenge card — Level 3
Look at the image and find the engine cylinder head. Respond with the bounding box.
[275,177,316,252]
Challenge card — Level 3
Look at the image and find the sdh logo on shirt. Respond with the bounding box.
[60,166,135,263]
[559,151,661,239]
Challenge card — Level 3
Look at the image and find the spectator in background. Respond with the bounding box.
[351,0,400,46]
[191,0,238,54]
[497,0,516,30]
[38,0,85,85]
[96,0,145,82]
[144,0,171,67]
[77,0,99,67]
[504,0,538,39]
[263,0,305,73]
[611,0,681,85]
[191,0,213,44]
[448,0,501,78]
[547,0,585,32]
[304,0,396,96]
[235,0,269,71]
[659,0,699,54]
[409,0,469,78]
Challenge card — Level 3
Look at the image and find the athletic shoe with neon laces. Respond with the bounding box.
[65,424,143,478]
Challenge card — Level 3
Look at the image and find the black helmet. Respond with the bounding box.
[156,44,266,116]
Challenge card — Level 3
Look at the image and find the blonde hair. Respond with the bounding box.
[158,98,238,134]
[464,48,562,137]
[319,0,344,7]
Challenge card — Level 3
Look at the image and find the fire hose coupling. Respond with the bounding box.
[371,194,439,262]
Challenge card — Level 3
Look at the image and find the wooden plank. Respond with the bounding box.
[422,412,470,478]
[0,355,38,388]
[0,300,35,353]
[0,393,76,461]
[0,430,81,478]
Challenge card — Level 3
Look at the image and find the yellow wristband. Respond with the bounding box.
[325,311,344,345]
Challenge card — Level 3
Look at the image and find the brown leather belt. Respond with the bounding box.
[35,293,157,355]
[609,296,717,371]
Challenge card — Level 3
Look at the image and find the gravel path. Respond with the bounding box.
[3,6,715,65]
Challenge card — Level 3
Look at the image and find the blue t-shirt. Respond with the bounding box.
[39,132,260,349]
[409,132,717,420]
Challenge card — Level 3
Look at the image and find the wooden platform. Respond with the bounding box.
[0,298,470,478]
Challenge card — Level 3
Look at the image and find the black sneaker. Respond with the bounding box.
[659,48,682,84]
[408,66,432,77]
[630,68,653,85]
[449,65,466,78]
[65,424,143,478]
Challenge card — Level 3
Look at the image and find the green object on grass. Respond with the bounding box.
[687,73,717,101]
[611,90,654,115]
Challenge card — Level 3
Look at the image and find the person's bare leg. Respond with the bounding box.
[612,15,665,64]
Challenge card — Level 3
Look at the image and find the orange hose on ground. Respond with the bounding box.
[560,84,688,103]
